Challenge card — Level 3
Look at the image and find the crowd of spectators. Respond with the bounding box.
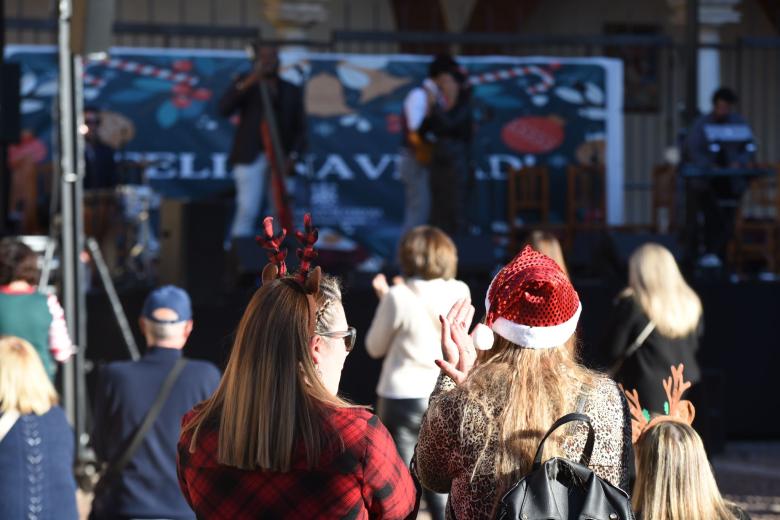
[0,229,749,520]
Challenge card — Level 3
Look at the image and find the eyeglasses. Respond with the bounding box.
[315,326,357,352]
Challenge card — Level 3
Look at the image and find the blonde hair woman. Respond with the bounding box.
[366,225,470,520]
[600,243,703,414]
[177,269,416,519]
[415,247,632,519]
[0,336,78,520]
[525,230,568,275]
[634,422,750,520]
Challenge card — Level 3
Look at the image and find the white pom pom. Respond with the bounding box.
[472,323,495,351]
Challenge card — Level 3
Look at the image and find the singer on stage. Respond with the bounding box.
[219,43,306,240]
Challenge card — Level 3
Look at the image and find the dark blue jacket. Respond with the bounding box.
[0,407,78,520]
[91,347,221,520]
[684,112,755,168]
[219,75,306,166]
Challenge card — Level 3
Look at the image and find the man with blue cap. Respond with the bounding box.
[90,285,220,520]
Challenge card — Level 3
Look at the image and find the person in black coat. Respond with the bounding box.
[599,243,703,415]
[424,58,474,235]
[90,286,220,520]
[219,44,306,239]
[83,107,118,191]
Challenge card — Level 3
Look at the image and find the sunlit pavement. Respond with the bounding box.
[714,442,780,520]
[75,442,780,520]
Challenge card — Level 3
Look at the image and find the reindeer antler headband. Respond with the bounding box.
[620,363,696,444]
[256,213,321,296]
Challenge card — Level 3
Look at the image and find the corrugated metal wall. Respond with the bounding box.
[723,44,780,165]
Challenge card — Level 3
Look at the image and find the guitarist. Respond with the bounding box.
[398,54,459,240]
[219,43,306,240]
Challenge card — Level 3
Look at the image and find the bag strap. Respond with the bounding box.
[609,320,655,375]
[624,320,655,360]
[0,410,20,444]
[102,358,187,481]
[404,452,423,520]
[532,412,594,471]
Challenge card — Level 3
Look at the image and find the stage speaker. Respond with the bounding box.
[608,231,682,267]
[70,0,116,56]
[453,234,499,277]
[159,199,229,303]
[0,63,21,143]
[577,231,683,283]
[567,229,611,278]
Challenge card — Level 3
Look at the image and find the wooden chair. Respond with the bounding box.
[566,163,606,249]
[507,166,549,256]
[651,163,677,234]
[729,165,780,274]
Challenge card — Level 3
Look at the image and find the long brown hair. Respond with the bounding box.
[458,335,598,495]
[634,421,737,520]
[525,231,568,276]
[182,275,352,471]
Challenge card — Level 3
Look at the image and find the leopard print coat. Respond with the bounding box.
[415,373,633,519]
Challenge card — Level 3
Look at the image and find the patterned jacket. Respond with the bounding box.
[416,374,633,519]
[178,406,417,519]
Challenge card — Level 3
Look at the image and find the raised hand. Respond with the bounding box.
[435,298,476,385]
[372,273,390,299]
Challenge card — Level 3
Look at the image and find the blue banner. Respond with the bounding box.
[6,46,623,260]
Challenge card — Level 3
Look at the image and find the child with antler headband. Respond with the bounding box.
[177,214,417,519]
[626,365,750,520]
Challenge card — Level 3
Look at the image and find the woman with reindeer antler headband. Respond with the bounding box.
[177,214,416,519]
[625,364,750,520]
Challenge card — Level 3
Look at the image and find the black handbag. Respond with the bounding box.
[496,412,634,520]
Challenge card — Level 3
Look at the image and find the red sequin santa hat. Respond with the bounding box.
[478,245,581,349]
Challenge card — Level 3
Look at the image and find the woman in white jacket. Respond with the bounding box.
[366,226,470,520]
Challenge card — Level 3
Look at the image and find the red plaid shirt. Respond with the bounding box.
[177,406,416,519]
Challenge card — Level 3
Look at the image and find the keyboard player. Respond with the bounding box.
[682,87,757,268]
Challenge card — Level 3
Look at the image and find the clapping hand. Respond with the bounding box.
[372,273,405,299]
[372,274,390,298]
[435,298,477,385]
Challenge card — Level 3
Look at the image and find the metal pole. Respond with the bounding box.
[58,0,77,427]
[39,238,57,289]
[87,237,141,361]
[684,0,700,126]
[0,0,10,234]
[58,0,88,459]
[73,54,88,455]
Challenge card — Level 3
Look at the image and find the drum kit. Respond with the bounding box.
[83,160,161,281]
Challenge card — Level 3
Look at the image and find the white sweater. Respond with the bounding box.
[365,278,471,399]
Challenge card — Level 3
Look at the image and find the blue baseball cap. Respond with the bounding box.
[141,285,192,323]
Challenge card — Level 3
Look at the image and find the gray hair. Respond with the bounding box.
[143,319,188,341]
